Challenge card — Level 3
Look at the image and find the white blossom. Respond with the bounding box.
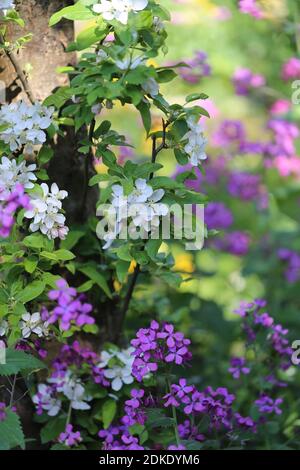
[19,312,49,339]
[115,55,145,71]
[104,365,134,391]
[96,49,109,64]
[142,77,159,97]
[0,320,8,337]
[62,375,92,410]
[24,182,69,240]
[0,1,15,12]
[32,384,61,417]
[183,117,208,166]
[0,101,54,153]
[0,156,37,192]
[93,0,148,25]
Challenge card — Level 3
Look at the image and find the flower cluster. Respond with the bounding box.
[179,51,211,84]
[232,67,265,95]
[0,101,54,153]
[183,117,208,166]
[95,346,134,391]
[0,183,30,238]
[103,178,168,249]
[58,425,82,447]
[131,321,192,381]
[228,171,261,201]
[205,202,233,231]
[43,279,95,331]
[93,0,148,26]
[99,424,144,450]
[0,156,37,192]
[24,182,68,240]
[255,395,283,415]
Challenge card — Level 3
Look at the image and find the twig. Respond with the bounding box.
[9,374,17,408]
[0,33,35,104]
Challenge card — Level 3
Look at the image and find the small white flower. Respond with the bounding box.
[104,365,134,391]
[19,312,48,338]
[183,117,208,166]
[98,349,117,368]
[93,0,148,25]
[115,55,145,71]
[128,178,153,204]
[62,376,92,410]
[0,320,8,337]
[95,49,108,64]
[142,78,159,97]
[32,384,61,417]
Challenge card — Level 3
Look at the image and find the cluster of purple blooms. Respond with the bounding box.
[213,120,246,149]
[0,402,6,422]
[130,321,192,382]
[232,67,265,95]
[278,248,300,284]
[228,171,261,201]
[214,231,251,256]
[228,357,250,379]
[99,425,144,450]
[178,51,211,84]
[59,425,82,447]
[234,299,292,370]
[164,381,255,433]
[255,395,283,415]
[42,279,95,331]
[0,183,30,238]
[205,202,233,231]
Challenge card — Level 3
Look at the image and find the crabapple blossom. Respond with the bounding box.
[183,117,208,166]
[93,0,148,26]
[0,101,54,153]
[0,157,37,192]
[24,182,69,240]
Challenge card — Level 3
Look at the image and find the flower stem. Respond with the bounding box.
[166,376,181,447]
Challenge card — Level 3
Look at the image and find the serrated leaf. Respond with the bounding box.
[0,409,25,450]
[0,350,46,376]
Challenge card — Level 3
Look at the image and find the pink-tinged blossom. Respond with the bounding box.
[270,100,291,116]
[267,119,299,158]
[274,156,300,179]
[232,68,265,95]
[255,395,283,415]
[282,57,300,81]
[238,0,263,19]
[59,425,82,447]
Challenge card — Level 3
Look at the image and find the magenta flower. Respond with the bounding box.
[232,67,265,95]
[59,424,82,447]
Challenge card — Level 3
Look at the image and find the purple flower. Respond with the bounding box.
[235,413,256,432]
[255,395,283,415]
[122,389,146,426]
[205,202,233,230]
[59,424,82,447]
[228,172,261,201]
[168,444,186,450]
[0,402,6,422]
[232,67,265,95]
[179,51,211,84]
[213,120,246,148]
[0,184,30,238]
[278,249,300,283]
[228,357,250,379]
[216,231,250,256]
[47,280,95,331]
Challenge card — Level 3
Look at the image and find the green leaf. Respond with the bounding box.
[115,244,132,262]
[40,249,75,261]
[78,265,112,298]
[150,176,184,190]
[137,101,151,135]
[145,239,162,260]
[174,148,189,165]
[157,69,177,83]
[41,417,66,444]
[24,256,38,274]
[38,146,54,165]
[75,24,107,50]
[0,350,46,376]
[49,3,95,26]
[116,260,130,283]
[0,409,25,450]
[185,93,209,103]
[16,280,45,303]
[102,399,117,429]
[23,233,54,250]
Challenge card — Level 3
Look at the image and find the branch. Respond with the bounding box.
[0,34,35,104]
[116,120,169,342]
